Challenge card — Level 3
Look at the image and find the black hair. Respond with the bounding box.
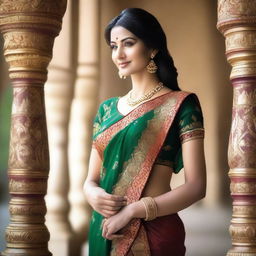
[104,8,180,91]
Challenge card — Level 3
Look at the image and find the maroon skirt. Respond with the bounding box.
[143,213,186,256]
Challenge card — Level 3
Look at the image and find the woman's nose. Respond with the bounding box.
[116,46,125,59]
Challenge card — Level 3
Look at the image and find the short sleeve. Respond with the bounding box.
[177,94,204,143]
[155,93,204,174]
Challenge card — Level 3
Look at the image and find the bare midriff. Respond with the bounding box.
[142,164,173,197]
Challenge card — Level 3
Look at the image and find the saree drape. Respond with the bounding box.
[89,91,198,256]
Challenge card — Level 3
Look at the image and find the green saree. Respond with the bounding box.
[89,91,204,256]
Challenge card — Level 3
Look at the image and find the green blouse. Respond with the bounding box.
[93,93,204,174]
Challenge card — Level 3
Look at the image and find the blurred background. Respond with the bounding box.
[0,0,232,255]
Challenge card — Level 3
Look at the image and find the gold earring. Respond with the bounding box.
[118,71,126,79]
[146,53,158,73]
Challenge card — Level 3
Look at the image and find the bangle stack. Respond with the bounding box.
[140,197,158,221]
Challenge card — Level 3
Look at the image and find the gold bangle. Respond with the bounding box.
[140,197,158,221]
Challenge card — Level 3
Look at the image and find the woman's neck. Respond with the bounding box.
[130,73,160,98]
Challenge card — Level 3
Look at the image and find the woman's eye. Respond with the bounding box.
[110,44,117,50]
[124,41,134,47]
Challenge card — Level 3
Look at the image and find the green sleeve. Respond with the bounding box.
[174,94,204,173]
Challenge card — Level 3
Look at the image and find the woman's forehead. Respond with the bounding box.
[110,26,136,42]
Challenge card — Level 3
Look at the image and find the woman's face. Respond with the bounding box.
[110,26,152,77]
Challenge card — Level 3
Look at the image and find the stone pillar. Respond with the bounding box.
[44,0,74,255]
[217,1,256,255]
[0,1,67,256]
[68,0,100,254]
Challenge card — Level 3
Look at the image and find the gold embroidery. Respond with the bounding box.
[112,96,178,198]
[180,128,205,143]
[111,91,191,256]
[102,103,112,122]
[95,92,177,158]
[180,120,203,135]
[93,121,101,137]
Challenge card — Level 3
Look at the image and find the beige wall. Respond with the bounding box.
[99,0,232,205]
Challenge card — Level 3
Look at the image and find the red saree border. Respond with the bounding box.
[94,91,175,158]
[111,91,191,256]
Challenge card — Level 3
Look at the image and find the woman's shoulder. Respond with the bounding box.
[98,96,119,109]
[96,96,119,117]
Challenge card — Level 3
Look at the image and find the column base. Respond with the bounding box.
[2,248,52,256]
[227,247,256,256]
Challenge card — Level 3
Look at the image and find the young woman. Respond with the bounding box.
[84,8,206,256]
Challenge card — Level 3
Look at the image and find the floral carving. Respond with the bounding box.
[0,0,66,254]
[230,224,256,241]
[233,205,256,216]
[9,179,47,193]
[218,0,256,21]
[228,86,256,168]
[226,31,256,51]
[0,0,67,16]
[230,181,256,193]
[5,228,49,243]
[3,32,53,52]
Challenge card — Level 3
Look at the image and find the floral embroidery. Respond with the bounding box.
[102,103,112,122]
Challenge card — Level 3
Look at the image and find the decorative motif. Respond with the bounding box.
[3,32,53,52]
[230,224,256,242]
[218,0,256,21]
[94,92,177,158]
[111,92,190,255]
[217,1,256,255]
[226,31,256,51]
[6,226,50,243]
[0,0,67,15]
[9,179,47,193]
[233,205,256,217]
[0,0,67,255]
[228,86,256,168]
[230,181,256,194]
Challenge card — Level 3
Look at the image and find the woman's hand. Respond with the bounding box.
[102,204,134,240]
[87,186,127,218]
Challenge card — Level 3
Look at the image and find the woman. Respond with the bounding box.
[84,8,206,256]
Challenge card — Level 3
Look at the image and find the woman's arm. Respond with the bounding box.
[83,147,127,218]
[102,138,206,239]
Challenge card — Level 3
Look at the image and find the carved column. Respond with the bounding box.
[217,1,256,255]
[44,0,74,255]
[0,1,67,256]
[68,0,99,254]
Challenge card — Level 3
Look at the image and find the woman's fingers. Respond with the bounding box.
[107,234,124,240]
[101,209,118,218]
[100,203,123,211]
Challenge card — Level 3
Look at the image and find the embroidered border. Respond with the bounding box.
[180,128,205,144]
[111,91,190,256]
[94,92,176,158]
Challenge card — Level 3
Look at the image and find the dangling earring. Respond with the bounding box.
[146,53,158,73]
[118,70,126,79]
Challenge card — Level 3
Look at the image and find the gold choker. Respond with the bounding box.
[127,82,164,107]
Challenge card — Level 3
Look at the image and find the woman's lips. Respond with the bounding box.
[119,61,130,68]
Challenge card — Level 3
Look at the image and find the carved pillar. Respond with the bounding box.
[44,0,74,255]
[217,1,256,255]
[68,0,99,254]
[0,1,67,256]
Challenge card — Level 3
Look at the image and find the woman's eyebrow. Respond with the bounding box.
[110,37,137,44]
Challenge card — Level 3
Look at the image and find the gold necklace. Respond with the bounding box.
[127,82,164,107]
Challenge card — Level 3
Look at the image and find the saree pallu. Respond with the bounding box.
[89,91,194,256]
